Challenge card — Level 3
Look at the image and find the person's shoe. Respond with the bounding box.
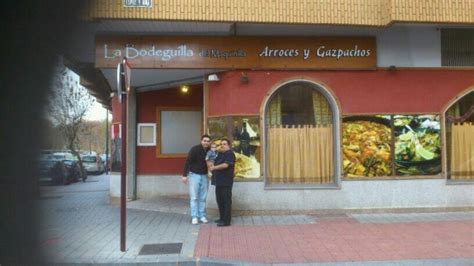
[217,222,230,227]
[200,217,209,224]
[191,218,198,225]
[214,219,222,223]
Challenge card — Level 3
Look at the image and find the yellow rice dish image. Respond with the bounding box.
[343,120,392,177]
[234,153,260,178]
[212,139,260,178]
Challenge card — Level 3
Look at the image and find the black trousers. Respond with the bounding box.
[215,186,232,225]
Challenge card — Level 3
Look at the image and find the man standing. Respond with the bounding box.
[182,135,211,225]
[210,138,236,227]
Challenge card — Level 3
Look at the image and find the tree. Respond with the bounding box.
[79,119,109,154]
[47,57,95,172]
[39,118,66,150]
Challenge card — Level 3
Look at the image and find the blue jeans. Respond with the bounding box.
[188,172,208,219]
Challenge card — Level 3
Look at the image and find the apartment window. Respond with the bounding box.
[441,29,474,66]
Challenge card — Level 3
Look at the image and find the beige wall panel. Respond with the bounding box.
[83,0,474,25]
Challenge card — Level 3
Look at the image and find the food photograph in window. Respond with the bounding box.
[394,115,441,176]
[208,116,261,178]
[342,116,392,178]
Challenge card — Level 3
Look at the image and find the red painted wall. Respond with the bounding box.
[136,86,203,175]
[111,70,474,175]
[208,70,474,116]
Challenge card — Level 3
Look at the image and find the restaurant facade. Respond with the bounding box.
[77,0,474,211]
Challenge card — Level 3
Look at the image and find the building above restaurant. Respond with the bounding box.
[82,0,474,26]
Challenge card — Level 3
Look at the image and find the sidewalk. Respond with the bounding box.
[38,175,474,265]
[195,215,473,264]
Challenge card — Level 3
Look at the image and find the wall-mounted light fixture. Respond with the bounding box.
[208,74,220,81]
[180,85,190,93]
[240,72,249,83]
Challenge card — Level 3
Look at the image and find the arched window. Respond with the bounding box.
[445,90,474,181]
[265,81,338,186]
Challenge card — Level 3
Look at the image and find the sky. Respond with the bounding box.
[63,67,111,122]
[84,100,110,121]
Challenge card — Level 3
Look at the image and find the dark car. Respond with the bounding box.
[38,153,73,185]
[52,152,87,182]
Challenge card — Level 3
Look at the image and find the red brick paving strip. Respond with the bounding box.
[195,221,474,263]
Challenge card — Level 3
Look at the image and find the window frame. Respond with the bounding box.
[137,123,156,146]
[207,115,263,180]
[155,106,203,158]
[442,87,474,184]
[341,114,444,180]
[262,79,341,189]
[441,28,474,67]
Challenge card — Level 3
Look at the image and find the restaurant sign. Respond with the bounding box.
[96,36,376,69]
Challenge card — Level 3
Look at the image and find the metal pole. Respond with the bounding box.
[120,63,127,252]
[105,109,109,175]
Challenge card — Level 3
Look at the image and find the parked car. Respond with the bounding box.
[99,153,111,172]
[52,152,87,182]
[81,152,105,175]
[38,152,73,185]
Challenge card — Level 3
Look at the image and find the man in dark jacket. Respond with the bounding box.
[182,135,211,225]
[210,138,236,227]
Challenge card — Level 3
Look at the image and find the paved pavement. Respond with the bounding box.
[38,174,474,265]
[39,175,201,264]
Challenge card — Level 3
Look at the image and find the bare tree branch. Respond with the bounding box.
[47,57,95,171]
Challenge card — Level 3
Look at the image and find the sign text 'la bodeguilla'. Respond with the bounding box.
[96,36,376,69]
[103,44,372,61]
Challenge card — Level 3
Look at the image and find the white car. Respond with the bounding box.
[81,153,105,174]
